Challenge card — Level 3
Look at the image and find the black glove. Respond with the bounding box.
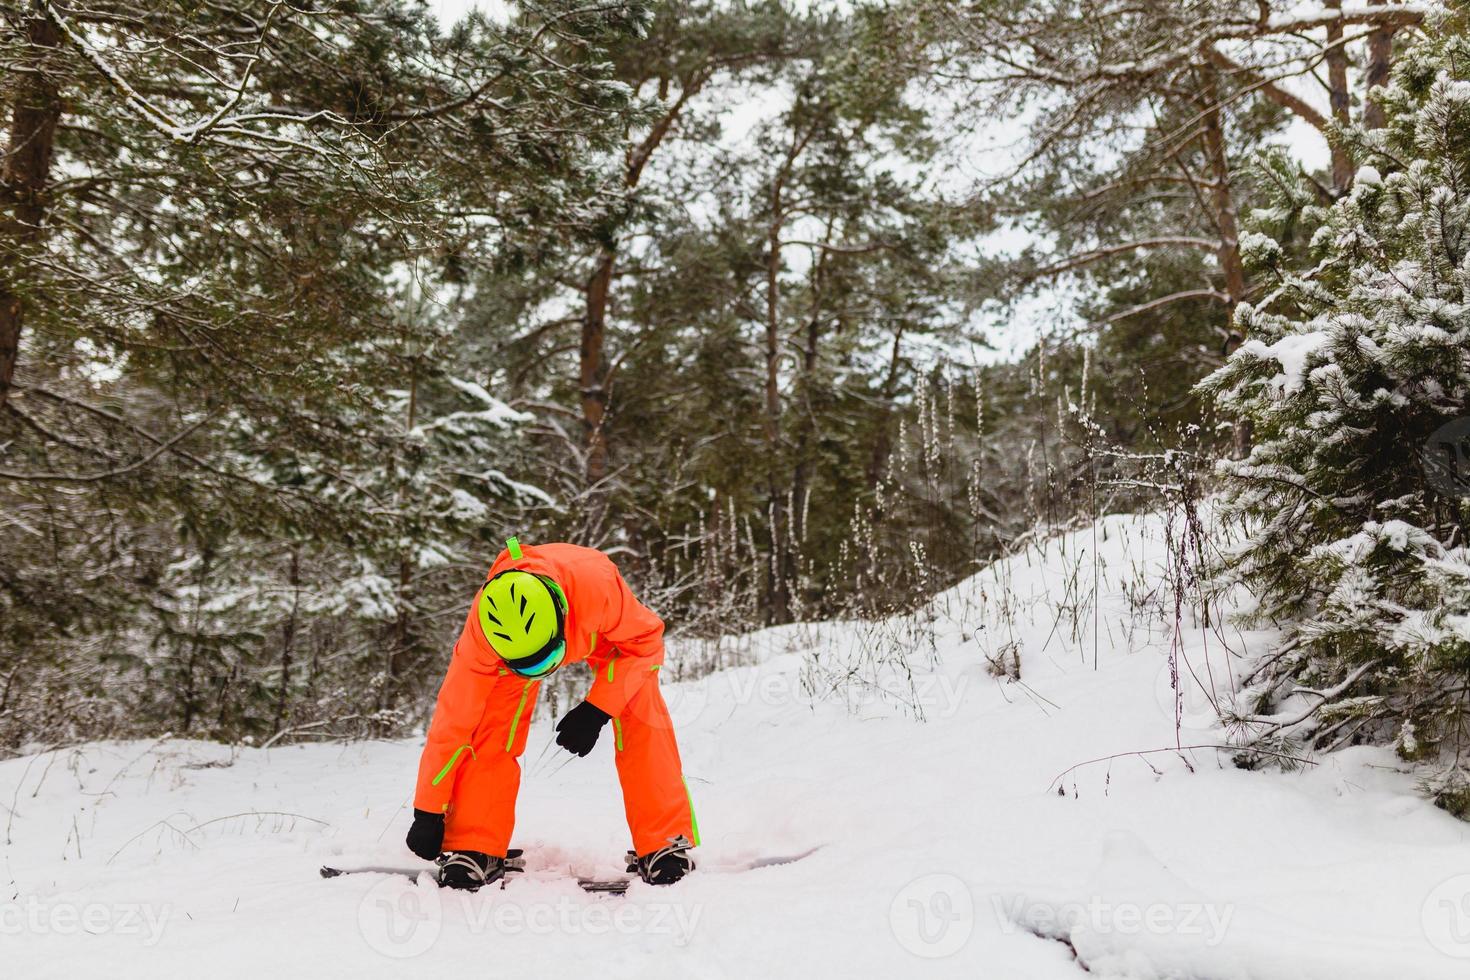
[405,808,445,860]
[555,700,611,757]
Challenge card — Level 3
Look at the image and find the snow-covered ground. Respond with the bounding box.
[5,513,1469,978]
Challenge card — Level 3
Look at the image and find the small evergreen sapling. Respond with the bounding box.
[1200,22,1470,815]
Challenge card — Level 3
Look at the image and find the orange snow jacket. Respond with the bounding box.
[413,541,665,813]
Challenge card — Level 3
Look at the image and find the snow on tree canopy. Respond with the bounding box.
[1233,331,1330,396]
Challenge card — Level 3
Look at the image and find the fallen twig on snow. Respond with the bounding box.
[1047,742,1318,795]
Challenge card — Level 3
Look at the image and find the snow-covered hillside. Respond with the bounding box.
[5,513,1468,978]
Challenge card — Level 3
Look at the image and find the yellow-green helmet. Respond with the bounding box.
[477,570,567,677]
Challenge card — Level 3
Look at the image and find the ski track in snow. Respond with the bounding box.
[4,513,1469,978]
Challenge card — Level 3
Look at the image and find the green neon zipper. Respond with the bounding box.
[505,680,533,752]
[613,717,623,752]
[684,777,701,847]
[431,743,475,786]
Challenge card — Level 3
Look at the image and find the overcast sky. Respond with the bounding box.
[427,0,508,24]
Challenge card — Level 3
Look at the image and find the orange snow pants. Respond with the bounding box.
[425,668,697,858]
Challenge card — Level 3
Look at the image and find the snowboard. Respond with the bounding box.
[319,864,632,893]
[320,848,635,894]
[319,844,821,895]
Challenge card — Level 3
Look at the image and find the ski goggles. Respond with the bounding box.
[501,639,566,678]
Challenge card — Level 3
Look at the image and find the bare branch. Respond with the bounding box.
[1028,237,1222,279]
[1202,46,1329,132]
[1104,288,1232,322]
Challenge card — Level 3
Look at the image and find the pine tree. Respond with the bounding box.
[1200,14,1470,815]
[0,0,641,746]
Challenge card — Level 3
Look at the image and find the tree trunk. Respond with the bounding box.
[789,309,822,545]
[0,10,62,410]
[1200,119,1246,308]
[384,359,419,712]
[580,249,614,490]
[1199,72,1253,457]
[383,552,414,711]
[574,79,706,507]
[757,125,817,624]
[867,327,905,490]
[275,548,300,732]
[180,548,213,733]
[763,184,789,624]
[1363,0,1395,130]
[1324,1,1354,193]
[790,227,833,548]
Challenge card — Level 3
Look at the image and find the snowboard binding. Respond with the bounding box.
[435,848,526,890]
[626,835,696,885]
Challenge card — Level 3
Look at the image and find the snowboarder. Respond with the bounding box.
[404,537,700,890]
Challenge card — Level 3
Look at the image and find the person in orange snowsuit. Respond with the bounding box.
[404,537,699,889]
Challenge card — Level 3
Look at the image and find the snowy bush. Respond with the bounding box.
[1200,23,1470,815]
